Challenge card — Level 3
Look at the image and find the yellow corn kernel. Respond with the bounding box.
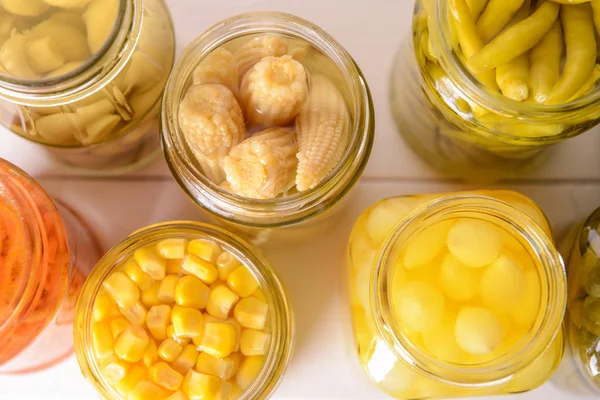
[167,259,184,275]
[114,365,146,397]
[233,297,268,330]
[188,239,222,263]
[199,322,237,358]
[158,275,180,304]
[195,352,237,380]
[177,84,245,182]
[129,381,166,400]
[103,271,140,308]
[182,370,221,400]
[141,281,161,308]
[93,292,118,321]
[157,238,188,259]
[92,321,114,359]
[236,356,266,391]
[182,254,218,285]
[216,252,240,281]
[168,324,191,346]
[234,34,289,78]
[134,246,167,280]
[217,380,233,400]
[227,267,259,298]
[147,305,172,341]
[124,260,153,291]
[230,382,242,400]
[119,301,148,326]
[167,391,188,400]
[114,326,150,362]
[223,127,298,199]
[240,329,271,356]
[101,357,130,384]
[295,74,350,191]
[240,56,308,126]
[204,315,242,352]
[172,306,204,339]
[172,344,199,374]
[193,47,239,95]
[159,339,184,363]
[110,317,131,340]
[143,338,159,368]
[206,285,240,319]
[149,361,184,391]
[252,289,266,302]
[175,276,210,309]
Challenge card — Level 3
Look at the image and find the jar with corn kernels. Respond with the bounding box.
[161,12,374,245]
[391,0,600,182]
[74,222,293,400]
[0,157,102,373]
[348,190,566,399]
[0,0,174,174]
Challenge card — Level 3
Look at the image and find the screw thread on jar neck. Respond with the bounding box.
[372,195,566,387]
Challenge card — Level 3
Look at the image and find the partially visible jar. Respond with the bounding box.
[74,222,293,400]
[564,206,600,393]
[391,0,600,182]
[0,0,175,174]
[162,12,374,245]
[348,190,566,399]
[0,158,102,373]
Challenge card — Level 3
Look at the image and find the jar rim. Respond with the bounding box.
[73,221,294,400]
[0,0,140,107]
[372,194,566,387]
[427,0,600,140]
[161,11,374,228]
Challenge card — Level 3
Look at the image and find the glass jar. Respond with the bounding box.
[0,158,101,373]
[348,190,566,399]
[161,12,374,245]
[391,0,600,182]
[0,0,175,174]
[74,222,294,399]
[564,206,600,393]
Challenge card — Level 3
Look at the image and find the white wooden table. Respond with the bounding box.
[2,1,600,399]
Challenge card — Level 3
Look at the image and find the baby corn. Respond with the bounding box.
[240,55,309,126]
[295,75,350,191]
[234,34,288,78]
[193,48,239,96]
[223,127,298,199]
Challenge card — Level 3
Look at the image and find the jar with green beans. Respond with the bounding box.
[392,0,600,181]
[565,206,600,393]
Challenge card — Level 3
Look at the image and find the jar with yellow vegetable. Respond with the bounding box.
[74,221,293,400]
[391,0,600,181]
[161,12,374,244]
[0,0,175,173]
[563,206,600,393]
[348,190,566,399]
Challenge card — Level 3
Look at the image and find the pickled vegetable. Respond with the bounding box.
[565,207,600,390]
[349,190,564,399]
[178,33,352,199]
[89,237,269,399]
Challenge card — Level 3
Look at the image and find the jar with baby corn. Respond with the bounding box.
[0,157,102,373]
[161,12,374,244]
[0,0,175,173]
[391,0,600,181]
[74,221,293,400]
[348,190,566,398]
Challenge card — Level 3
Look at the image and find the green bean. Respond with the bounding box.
[468,2,560,72]
[591,1,600,45]
[529,21,563,104]
[546,4,596,104]
[549,0,592,3]
[450,0,498,90]
[476,0,525,43]
[466,0,488,19]
[569,64,600,101]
